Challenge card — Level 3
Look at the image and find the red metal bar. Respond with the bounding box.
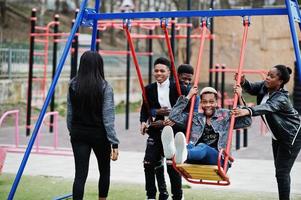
[33,52,46,56]
[162,23,181,96]
[129,34,213,40]
[1,112,64,156]
[223,18,250,173]
[79,49,153,56]
[0,147,6,174]
[99,50,153,56]
[209,67,267,79]
[97,20,196,33]
[33,65,46,69]
[35,39,48,43]
[53,39,68,43]
[0,110,19,148]
[98,20,192,27]
[123,25,152,119]
[30,32,70,37]
[171,156,230,186]
[35,26,48,31]
[139,25,156,30]
[35,111,59,152]
[185,20,208,142]
[32,78,45,81]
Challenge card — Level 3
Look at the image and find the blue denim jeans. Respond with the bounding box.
[186,143,219,165]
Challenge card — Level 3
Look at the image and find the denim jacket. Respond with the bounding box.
[67,78,119,147]
[169,96,252,150]
[242,80,301,147]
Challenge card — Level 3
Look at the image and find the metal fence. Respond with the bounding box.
[0,48,70,78]
[0,48,155,79]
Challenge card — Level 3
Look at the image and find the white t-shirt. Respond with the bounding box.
[157,79,171,109]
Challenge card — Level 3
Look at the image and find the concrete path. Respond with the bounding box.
[1,112,301,197]
[3,151,301,195]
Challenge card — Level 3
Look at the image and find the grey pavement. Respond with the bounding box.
[1,112,301,196]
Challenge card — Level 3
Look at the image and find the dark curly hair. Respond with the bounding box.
[154,57,171,69]
[177,64,194,75]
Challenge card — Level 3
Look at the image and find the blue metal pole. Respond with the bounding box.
[285,0,301,80]
[91,0,101,51]
[87,8,288,20]
[52,193,72,200]
[7,0,88,199]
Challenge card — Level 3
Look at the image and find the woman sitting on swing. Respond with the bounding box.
[161,85,251,165]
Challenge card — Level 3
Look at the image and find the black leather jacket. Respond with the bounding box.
[242,80,301,147]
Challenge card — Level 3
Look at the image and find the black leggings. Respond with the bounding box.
[71,136,111,200]
[272,132,301,200]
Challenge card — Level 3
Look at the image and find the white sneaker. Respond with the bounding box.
[161,126,176,159]
[174,132,187,164]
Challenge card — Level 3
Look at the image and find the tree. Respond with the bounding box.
[273,0,285,5]
[108,0,116,46]
[0,0,7,26]
[251,0,264,8]
[55,0,59,12]
[219,0,231,9]
[74,0,80,8]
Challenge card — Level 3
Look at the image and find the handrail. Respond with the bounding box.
[35,111,59,152]
[7,0,89,198]
[0,110,20,148]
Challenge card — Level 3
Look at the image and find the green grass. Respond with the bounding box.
[1,173,297,200]
[115,100,142,114]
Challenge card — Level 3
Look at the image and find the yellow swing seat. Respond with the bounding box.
[176,163,226,181]
[174,151,232,186]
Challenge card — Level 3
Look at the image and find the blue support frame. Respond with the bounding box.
[84,2,301,77]
[87,8,288,20]
[90,0,101,50]
[52,193,72,200]
[7,0,89,199]
[8,0,301,198]
[286,0,301,80]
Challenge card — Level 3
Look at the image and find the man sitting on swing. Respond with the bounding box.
[161,85,252,165]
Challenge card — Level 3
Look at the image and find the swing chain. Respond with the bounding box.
[200,17,211,29]
[242,16,251,26]
[123,19,131,30]
[160,18,169,29]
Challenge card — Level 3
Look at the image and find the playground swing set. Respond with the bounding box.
[176,16,250,186]
[125,14,249,186]
[6,0,301,199]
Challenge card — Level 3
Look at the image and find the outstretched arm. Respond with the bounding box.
[234,73,263,96]
[232,93,288,118]
[169,86,198,126]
